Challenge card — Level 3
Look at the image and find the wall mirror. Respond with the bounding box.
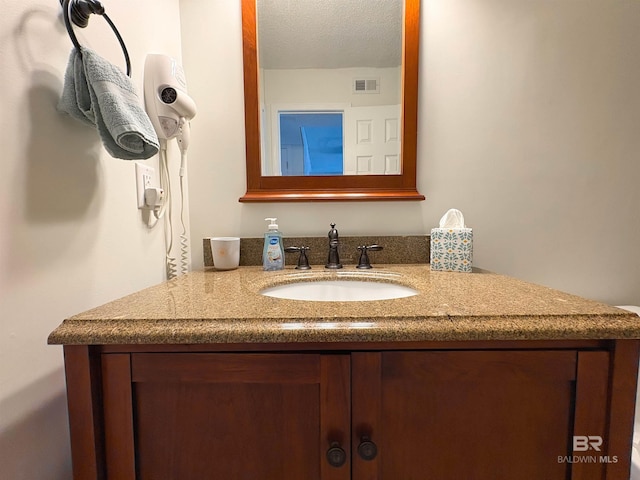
[240,0,424,202]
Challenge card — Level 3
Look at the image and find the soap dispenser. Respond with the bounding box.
[263,217,284,271]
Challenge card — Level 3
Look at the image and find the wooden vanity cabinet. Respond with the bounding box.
[100,352,350,480]
[63,340,640,480]
[353,350,607,479]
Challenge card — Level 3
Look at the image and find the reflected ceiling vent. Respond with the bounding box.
[353,77,380,94]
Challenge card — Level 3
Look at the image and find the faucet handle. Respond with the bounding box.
[356,244,383,269]
[284,246,311,270]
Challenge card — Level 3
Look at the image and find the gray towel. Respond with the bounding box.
[58,48,159,160]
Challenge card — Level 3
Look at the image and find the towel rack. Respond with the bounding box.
[59,0,131,77]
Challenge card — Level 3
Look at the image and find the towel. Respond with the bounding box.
[57,48,159,160]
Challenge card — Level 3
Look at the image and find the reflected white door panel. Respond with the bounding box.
[344,105,401,175]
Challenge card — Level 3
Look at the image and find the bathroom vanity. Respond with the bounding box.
[49,265,640,479]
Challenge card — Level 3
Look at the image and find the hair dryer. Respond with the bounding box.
[144,54,197,152]
[143,53,197,279]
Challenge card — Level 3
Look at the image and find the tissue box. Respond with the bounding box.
[430,228,473,272]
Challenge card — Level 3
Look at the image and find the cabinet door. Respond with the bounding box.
[102,352,350,480]
[352,350,609,480]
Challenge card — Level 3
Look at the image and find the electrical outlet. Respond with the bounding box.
[135,163,155,208]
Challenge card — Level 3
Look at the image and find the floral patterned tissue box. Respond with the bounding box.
[430,228,473,272]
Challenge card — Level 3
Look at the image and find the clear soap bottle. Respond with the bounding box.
[263,217,284,271]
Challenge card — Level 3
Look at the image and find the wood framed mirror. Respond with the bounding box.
[239,0,424,202]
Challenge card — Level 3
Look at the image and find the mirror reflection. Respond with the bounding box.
[257,0,404,176]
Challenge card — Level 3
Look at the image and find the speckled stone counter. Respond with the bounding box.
[47,265,640,345]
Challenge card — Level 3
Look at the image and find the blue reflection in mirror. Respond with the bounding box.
[279,112,343,176]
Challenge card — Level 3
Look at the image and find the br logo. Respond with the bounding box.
[573,436,603,452]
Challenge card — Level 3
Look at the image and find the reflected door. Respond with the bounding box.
[344,105,401,175]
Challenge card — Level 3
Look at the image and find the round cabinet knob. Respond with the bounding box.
[326,442,347,468]
[358,436,378,461]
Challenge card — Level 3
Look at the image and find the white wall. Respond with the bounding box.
[0,0,182,477]
[182,0,640,306]
[262,66,401,106]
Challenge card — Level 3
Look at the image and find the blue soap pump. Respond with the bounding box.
[263,217,284,271]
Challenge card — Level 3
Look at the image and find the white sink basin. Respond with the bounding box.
[260,280,418,302]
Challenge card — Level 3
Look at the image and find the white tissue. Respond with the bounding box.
[439,208,466,229]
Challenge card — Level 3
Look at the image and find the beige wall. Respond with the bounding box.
[182,0,640,305]
[0,0,182,477]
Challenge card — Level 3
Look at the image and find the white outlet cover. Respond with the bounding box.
[135,162,155,208]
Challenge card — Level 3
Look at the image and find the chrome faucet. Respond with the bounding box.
[325,223,343,269]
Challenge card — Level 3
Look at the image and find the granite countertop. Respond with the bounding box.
[47,265,640,345]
